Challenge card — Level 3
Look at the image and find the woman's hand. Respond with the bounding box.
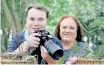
[65,56,77,65]
[40,46,56,64]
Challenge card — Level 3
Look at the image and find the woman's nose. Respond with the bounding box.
[65,28,70,32]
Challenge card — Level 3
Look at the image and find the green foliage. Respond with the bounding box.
[56,55,67,64]
[73,42,79,52]
[1,0,104,57]
[22,55,36,61]
[94,43,104,57]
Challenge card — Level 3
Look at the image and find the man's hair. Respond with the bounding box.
[25,5,49,18]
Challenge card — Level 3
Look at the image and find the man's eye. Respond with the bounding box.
[30,17,35,21]
[38,18,44,21]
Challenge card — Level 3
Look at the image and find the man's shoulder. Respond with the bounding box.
[51,35,61,42]
[51,35,59,40]
[13,32,25,39]
[11,32,25,43]
[50,35,62,48]
[8,32,25,52]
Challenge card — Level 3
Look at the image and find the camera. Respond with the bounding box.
[34,30,63,60]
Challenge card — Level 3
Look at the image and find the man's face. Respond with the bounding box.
[26,8,47,34]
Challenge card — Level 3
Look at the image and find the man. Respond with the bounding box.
[8,5,62,64]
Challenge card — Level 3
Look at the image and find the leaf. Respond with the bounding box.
[94,44,104,57]
[56,55,67,64]
[22,55,35,61]
[73,42,79,52]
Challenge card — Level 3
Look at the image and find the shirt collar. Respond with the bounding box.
[24,30,29,40]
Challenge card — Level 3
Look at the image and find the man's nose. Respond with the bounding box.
[33,20,39,25]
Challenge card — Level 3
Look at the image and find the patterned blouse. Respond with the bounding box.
[63,42,89,62]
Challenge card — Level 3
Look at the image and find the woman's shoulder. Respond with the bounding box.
[77,41,90,55]
[77,41,87,47]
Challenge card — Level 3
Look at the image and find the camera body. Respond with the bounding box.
[34,30,50,45]
[34,30,63,60]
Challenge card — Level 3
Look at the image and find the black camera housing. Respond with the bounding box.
[33,30,63,60]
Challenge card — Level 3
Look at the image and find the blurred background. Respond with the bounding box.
[1,0,104,57]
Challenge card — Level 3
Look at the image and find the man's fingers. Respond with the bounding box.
[26,32,41,48]
[33,41,40,45]
[31,33,41,37]
[33,37,40,42]
[40,46,48,53]
[32,43,39,48]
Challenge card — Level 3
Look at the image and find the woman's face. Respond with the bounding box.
[60,17,77,42]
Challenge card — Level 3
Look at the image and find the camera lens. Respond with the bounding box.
[44,40,63,60]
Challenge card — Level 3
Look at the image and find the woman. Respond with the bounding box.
[55,15,89,63]
[41,15,89,64]
[55,15,86,56]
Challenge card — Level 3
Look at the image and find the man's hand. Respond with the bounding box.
[26,33,41,48]
[13,33,41,56]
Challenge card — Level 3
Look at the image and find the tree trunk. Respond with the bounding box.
[2,0,21,35]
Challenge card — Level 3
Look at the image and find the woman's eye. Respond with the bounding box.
[70,27,75,29]
[62,26,67,29]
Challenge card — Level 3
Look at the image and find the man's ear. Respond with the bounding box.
[25,24,27,28]
[25,22,27,27]
[46,19,48,25]
[25,17,28,27]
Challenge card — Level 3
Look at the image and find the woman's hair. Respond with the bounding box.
[25,5,49,18]
[55,15,83,42]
